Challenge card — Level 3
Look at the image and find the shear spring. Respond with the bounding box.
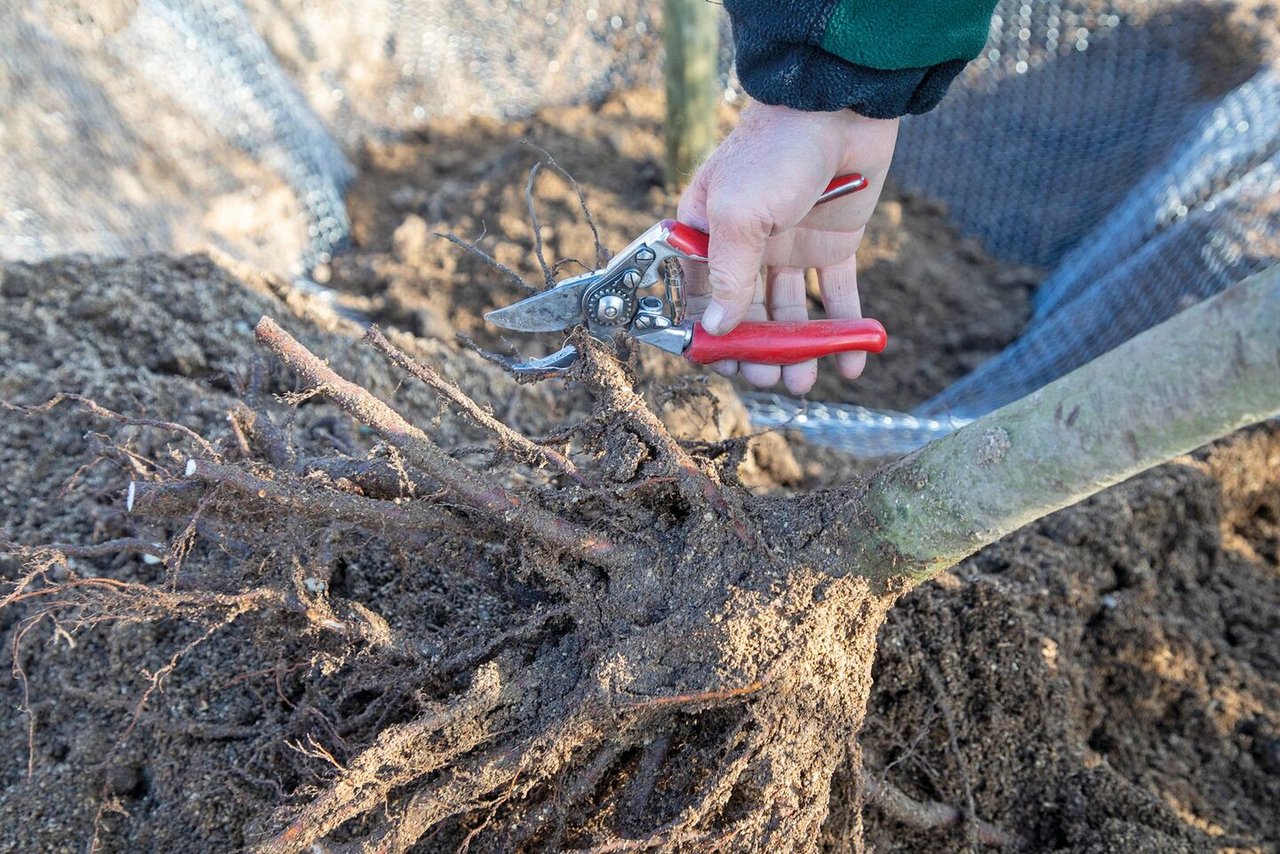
[661,257,685,325]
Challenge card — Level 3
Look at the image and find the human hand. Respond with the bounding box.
[676,101,898,394]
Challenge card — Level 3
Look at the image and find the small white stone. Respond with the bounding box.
[142,553,163,565]
[185,459,198,477]
[303,577,326,594]
[126,481,136,512]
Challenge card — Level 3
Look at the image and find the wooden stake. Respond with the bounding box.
[663,0,719,186]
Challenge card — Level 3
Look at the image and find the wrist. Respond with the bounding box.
[739,100,898,164]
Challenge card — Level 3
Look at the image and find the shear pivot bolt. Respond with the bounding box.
[635,248,655,263]
[622,269,642,287]
[597,295,626,321]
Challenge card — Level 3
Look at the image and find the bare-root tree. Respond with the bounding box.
[3,264,1276,852]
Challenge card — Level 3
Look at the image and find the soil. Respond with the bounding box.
[0,86,1276,853]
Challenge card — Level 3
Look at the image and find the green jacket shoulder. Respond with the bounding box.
[823,0,996,70]
[724,0,999,118]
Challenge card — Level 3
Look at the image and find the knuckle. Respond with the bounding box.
[706,198,772,240]
[707,271,755,305]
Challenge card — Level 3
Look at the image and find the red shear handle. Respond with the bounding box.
[662,173,868,261]
[685,318,887,366]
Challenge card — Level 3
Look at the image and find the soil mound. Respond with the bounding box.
[0,87,1276,852]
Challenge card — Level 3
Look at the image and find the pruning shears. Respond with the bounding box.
[484,173,888,376]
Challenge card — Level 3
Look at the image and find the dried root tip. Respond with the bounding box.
[434,230,535,294]
[520,140,607,267]
[525,161,556,289]
[862,771,1023,848]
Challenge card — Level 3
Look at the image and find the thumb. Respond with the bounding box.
[675,167,710,231]
[702,208,769,335]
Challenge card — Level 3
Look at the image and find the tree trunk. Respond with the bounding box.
[821,264,1280,583]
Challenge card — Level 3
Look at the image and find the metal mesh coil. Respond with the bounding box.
[3,0,1275,455]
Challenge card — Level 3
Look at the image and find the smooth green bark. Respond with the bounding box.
[834,265,1280,583]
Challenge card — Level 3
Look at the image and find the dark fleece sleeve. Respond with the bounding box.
[724,0,985,119]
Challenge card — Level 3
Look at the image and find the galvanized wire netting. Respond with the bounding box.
[751,0,1280,452]
[2,0,667,269]
[3,0,1277,455]
[919,70,1280,419]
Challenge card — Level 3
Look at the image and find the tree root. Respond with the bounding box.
[521,140,607,269]
[624,732,671,819]
[577,721,763,854]
[574,342,757,546]
[1,537,166,562]
[524,161,556,289]
[256,663,531,854]
[363,325,588,486]
[255,317,627,567]
[229,401,295,468]
[354,739,545,854]
[183,459,476,542]
[925,662,981,848]
[862,770,1023,848]
[298,455,431,501]
[1,558,394,652]
[433,229,534,294]
[2,392,218,457]
[617,662,780,713]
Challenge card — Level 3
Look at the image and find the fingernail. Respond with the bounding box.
[701,301,726,335]
[712,360,738,377]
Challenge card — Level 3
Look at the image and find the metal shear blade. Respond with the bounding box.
[506,344,581,377]
[484,272,600,333]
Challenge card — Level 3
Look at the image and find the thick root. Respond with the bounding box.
[7,311,901,854]
[257,663,519,854]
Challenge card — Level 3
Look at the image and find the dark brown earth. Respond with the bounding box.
[0,86,1276,853]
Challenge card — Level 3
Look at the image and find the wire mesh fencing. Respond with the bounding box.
[3,0,1276,454]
